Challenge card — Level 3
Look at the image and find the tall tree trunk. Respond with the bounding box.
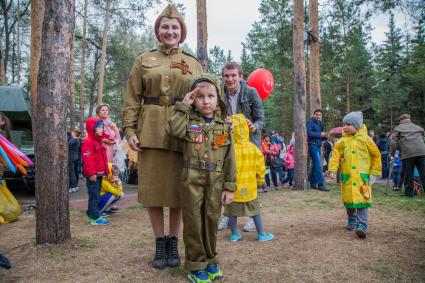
[79,0,88,133]
[69,46,76,130]
[293,0,308,190]
[196,0,208,71]
[30,0,45,117]
[35,0,74,244]
[96,0,111,105]
[16,0,22,84]
[309,0,321,115]
[0,42,5,85]
[89,51,100,117]
[345,76,350,113]
[1,0,10,81]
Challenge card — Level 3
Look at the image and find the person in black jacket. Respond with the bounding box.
[378,133,390,179]
[68,129,81,192]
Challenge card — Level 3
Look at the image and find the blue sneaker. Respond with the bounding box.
[90,217,110,225]
[355,223,367,238]
[258,232,274,242]
[206,264,223,280]
[187,270,211,283]
[346,217,356,231]
[229,233,241,242]
[100,211,114,217]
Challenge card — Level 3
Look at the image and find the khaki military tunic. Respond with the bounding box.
[122,46,203,207]
[166,102,236,271]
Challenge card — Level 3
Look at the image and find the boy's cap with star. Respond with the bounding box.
[343,111,363,130]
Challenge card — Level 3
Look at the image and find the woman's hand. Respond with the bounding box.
[89,175,97,182]
[128,135,142,152]
[182,87,200,105]
[221,190,234,206]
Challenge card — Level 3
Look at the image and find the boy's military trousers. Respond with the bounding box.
[181,168,223,271]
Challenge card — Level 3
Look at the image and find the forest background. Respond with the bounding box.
[1,0,424,142]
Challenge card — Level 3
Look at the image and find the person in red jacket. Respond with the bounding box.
[81,117,110,225]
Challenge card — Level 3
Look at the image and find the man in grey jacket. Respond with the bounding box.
[221,62,265,148]
[391,114,425,197]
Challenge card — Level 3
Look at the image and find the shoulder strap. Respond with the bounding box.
[182,50,201,63]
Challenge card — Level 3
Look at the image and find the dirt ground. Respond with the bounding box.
[1,183,424,283]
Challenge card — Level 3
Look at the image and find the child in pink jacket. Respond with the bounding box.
[283,144,295,188]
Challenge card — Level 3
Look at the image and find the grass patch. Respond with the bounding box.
[48,251,72,262]
[167,267,187,277]
[127,203,145,210]
[365,263,398,280]
[72,237,98,249]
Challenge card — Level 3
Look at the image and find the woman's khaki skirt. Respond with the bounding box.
[138,149,182,208]
[224,199,261,217]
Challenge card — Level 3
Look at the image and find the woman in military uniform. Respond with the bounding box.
[122,4,203,269]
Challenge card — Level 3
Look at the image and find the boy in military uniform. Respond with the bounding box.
[166,75,236,283]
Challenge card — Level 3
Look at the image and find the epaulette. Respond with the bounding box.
[182,50,201,63]
[137,48,157,56]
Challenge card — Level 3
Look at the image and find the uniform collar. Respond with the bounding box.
[159,44,181,55]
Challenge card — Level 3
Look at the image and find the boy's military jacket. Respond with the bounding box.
[122,46,203,152]
[166,103,236,192]
[328,124,382,208]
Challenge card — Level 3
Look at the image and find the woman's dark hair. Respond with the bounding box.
[0,112,12,141]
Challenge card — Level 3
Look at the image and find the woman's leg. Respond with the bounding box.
[148,207,165,238]
[169,207,182,237]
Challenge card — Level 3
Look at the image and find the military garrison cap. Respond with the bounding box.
[154,4,187,44]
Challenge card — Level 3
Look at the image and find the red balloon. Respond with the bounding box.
[247,68,274,100]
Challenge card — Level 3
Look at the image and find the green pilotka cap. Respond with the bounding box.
[154,4,187,43]
[190,74,227,119]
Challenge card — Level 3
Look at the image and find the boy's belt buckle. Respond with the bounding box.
[159,96,171,106]
[198,160,207,170]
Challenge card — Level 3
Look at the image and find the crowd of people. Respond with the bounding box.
[1,4,425,282]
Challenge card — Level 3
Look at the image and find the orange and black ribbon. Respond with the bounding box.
[171,59,192,74]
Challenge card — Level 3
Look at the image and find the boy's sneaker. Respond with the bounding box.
[206,264,223,280]
[90,218,110,225]
[110,206,119,212]
[346,217,356,231]
[218,216,229,230]
[100,211,113,217]
[243,218,256,232]
[188,270,211,283]
[355,223,367,238]
[229,233,241,242]
[258,232,274,242]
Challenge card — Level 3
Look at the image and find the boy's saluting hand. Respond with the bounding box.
[182,87,200,105]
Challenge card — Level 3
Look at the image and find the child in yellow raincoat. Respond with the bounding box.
[328,111,381,238]
[99,163,124,216]
[224,114,274,242]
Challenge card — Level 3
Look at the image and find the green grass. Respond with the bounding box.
[47,251,72,262]
[364,262,402,280]
[127,203,145,210]
[72,237,98,249]
[167,267,187,277]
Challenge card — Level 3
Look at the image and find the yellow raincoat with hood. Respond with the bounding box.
[231,114,265,202]
[328,124,381,208]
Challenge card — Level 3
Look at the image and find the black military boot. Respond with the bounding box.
[166,236,180,267]
[152,237,167,269]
